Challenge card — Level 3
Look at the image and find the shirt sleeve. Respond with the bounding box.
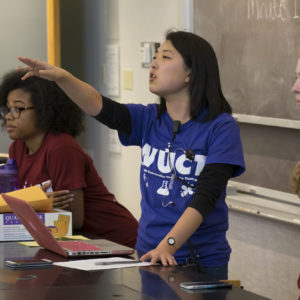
[118,103,158,147]
[206,115,245,177]
[46,146,88,191]
[188,163,234,219]
[93,96,132,135]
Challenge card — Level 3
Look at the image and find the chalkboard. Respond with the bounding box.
[193,0,300,194]
[194,0,300,120]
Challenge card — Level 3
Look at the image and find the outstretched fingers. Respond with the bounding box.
[18,56,48,69]
[19,70,37,80]
[140,250,178,266]
[17,56,54,80]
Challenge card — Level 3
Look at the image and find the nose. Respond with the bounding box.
[292,78,299,93]
[4,109,13,120]
[150,57,158,69]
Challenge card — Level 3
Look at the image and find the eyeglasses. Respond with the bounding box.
[0,106,35,119]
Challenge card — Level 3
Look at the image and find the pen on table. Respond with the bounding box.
[94,259,141,266]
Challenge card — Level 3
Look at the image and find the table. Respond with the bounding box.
[0,242,269,299]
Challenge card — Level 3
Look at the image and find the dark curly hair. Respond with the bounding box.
[0,70,84,137]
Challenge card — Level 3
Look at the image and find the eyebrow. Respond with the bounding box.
[7,100,27,107]
[162,49,173,54]
[155,49,174,55]
[12,100,26,105]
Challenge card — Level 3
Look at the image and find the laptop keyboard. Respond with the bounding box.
[59,241,103,251]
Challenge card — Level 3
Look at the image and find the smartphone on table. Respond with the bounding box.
[180,281,232,290]
[5,258,53,269]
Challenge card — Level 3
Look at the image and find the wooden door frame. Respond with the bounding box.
[47,0,60,66]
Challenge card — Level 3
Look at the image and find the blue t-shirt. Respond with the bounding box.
[119,104,245,267]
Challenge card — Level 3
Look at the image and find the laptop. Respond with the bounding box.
[1,193,135,258]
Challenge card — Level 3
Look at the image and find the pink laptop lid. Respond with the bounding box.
[1,193,67,257]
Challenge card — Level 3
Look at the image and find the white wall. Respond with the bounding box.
[83,0,186,219]
[0,0,47,154]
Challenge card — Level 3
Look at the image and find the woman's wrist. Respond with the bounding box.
[157,236,177,255]
[167,237,177,251]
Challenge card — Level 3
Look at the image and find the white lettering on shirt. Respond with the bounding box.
[141,143,206,176]
[142,143,158,167]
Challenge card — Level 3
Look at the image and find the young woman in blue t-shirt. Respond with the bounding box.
[17,30,245,279]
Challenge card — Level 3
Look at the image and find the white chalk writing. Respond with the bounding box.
[247,0,299,21]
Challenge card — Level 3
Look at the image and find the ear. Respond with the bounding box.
[185,73,191,83]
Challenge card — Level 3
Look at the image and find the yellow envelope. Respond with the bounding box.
[0,186,52,213]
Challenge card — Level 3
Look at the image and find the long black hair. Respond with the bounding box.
[158,30,232,122]
[0,70,84,137]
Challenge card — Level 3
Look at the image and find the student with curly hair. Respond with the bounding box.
[0,70,138,248]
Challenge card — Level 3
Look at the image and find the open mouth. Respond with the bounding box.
[149,73,156,80]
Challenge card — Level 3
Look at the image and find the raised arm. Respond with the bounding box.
[17,57,102,116]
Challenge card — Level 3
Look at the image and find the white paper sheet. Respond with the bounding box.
[53,257,151,271]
